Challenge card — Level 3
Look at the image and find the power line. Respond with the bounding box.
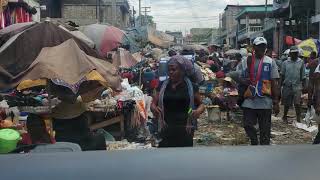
[153,15,219,19]
[154,18,219,24]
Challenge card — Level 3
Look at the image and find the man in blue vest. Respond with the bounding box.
[239,37,280,145]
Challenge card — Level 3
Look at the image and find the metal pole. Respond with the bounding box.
[265,0,268,29]
[139,0,141,26]
[144,7,147,25]
[98,0,101,23]
[133,6,135,27]
[307,9,310,38]
[96,0,98,20]
[112,0,117,26]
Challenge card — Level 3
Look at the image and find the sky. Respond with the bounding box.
[128,0,268,33]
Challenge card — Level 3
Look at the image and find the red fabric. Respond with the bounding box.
[250,52,264,85]
[121,72,134,80]
[215,71,225,78]
[285,36,302,46]
[150,79,159,89]
[206,60,215,66]
[100,26,125,57]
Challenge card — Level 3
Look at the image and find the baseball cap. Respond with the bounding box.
[253,37,267,46]
[290,46,299,53]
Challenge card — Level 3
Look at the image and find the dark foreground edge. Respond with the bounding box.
[0,145,319,180]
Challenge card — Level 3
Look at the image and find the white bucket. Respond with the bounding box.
[207,106,221,122]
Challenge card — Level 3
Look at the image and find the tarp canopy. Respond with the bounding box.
[285,36,302,46]
[0,21,36,47]
[111,48,139,68]
[58,25,95,48]
[297,39,318,57]
[147,27,174,48]
[183,44,209,53]
[16,39,121,94]
[0,22,100,89]
[225,49,240,55]
[80,24,138,57]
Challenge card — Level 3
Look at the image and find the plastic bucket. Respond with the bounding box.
[207,106,221,122]
[0,129,21,153]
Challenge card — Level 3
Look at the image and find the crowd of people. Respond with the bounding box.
[151,36,320,147]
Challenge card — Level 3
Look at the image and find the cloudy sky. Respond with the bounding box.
[128,0,268,33]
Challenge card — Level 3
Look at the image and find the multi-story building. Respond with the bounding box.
[39,0,131,29]
[190,28,216,44]
[217,5,245,48]
[165,31,184,45]
[311,0,320,39]
[273,0,316,55]
[235,5,273,48]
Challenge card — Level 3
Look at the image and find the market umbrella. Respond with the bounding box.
[297,39,318,57]
[58,25,95,49]
[0,21,36,46]
[111,48,139,68]
[0,22,100,89]
[80,24,132,57]
[225,49,240,55]
[15,39,121,96]
[183,44,209,53]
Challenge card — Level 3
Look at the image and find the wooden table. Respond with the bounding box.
[89,115,125,139]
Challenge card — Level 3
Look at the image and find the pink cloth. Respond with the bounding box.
[206,60,215,66]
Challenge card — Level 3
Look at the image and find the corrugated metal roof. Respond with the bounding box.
[236,5,273,19]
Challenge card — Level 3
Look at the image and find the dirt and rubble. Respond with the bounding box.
[194,108,314,146]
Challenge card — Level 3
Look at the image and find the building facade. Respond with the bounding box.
[273,0,316,55]
[39,0,131,29]
[311,0,320,39]
[165,31,184,45]
[217,5,245,48]
[236,5,273,48]
[190,28,216,44]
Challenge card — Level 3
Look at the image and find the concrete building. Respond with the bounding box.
[190,28,216,44]
[235,5,273,48]
[39,0,131,29]
[217,5,245,48]
[311,0,320,39]
[273,0,316,55]
[165,31,184,45]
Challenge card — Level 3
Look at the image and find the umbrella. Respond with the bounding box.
[80,24,132,57]
[16,39,121,98]
[285,36,302,46]
[58,25,95,48]
[0,21,36,47]
[0,22,100,89]
[225,49,240,55]
[297,39,318,57]
[111,48,139,68]
[183,44,209,53]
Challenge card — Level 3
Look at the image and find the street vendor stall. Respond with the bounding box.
[0,39,122,152]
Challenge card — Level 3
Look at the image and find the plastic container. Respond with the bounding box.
[207,106,221,122]
[0,129,21,153]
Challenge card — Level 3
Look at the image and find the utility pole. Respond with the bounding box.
[132,6,136,27]
[141,6,151,26]
[139,0,141,26]
[112,0,117,26]
[97,0,101,23]
[265,0,268,26]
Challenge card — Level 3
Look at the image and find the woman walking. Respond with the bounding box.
[151,55,205,147]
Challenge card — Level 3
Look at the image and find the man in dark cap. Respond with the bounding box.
[281,46,306,123]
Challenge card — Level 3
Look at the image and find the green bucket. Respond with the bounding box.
[0,129,21,154]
